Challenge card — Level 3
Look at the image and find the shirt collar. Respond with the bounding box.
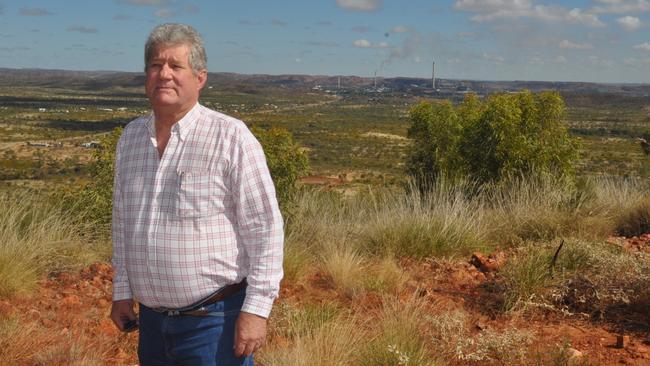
[146,102,201,142]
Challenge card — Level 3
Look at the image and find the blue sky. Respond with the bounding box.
[3,0,650,83]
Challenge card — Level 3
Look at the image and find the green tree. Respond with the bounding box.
[407,91,578,187]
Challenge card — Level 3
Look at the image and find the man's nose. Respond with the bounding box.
[159,64,172,79]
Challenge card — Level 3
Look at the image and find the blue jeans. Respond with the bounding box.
[138,288,254,366]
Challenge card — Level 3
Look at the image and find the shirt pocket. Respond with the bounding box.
[177,170,211,218]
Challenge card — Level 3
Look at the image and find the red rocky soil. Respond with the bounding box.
[1,236,649,365]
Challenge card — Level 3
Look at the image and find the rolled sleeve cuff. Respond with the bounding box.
[242,293,275,318]
[112,281,133,302]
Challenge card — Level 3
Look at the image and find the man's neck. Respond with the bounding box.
[153,103,195,130]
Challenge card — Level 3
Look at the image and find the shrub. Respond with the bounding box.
[407,91,578,189]
[251,126,310,217]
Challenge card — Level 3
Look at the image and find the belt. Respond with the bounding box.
[150,278,247,317]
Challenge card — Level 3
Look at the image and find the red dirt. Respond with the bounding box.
[2,237,650,365]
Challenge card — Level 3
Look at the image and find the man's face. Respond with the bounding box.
[145,43,206,113]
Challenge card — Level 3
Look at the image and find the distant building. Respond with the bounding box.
[81,141,101,148]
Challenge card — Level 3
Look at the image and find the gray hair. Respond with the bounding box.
[144,23,207,74]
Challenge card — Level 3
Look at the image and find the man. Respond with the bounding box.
[110,23,284,366]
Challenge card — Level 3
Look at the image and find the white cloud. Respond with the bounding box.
[354,39,371,48]
[624,57,650,65]
[591,0,650,14]
[559,39,594,49]
[20,7,53,16]
[566,8,606,27]
[66,26,99,34]
[117,0,167,5]
[634,42,650,50]
[295,58,302,63]
[391,25,410,33]
[271,19,287,26]
[154,8,175,18]
[353,39,390,48]
[588,55,614,67]
[617,15,642,31]
[453,0,532,13]
[482,52,505,63]
[457,31,477,39]
[526,55,567,65]
[336,0,381,12]
[453,1,605,27]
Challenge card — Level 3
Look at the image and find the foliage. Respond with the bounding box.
[251,126,310,217]
[407,91,579,189]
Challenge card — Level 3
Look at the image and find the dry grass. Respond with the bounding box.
[0,316,52,364]
[362,255,408,294]
[359,295,440,366]
[259,313,365,366]
[0,191,108,297]
[360,181,489,259]
[616,196,650,237]
[428,308,535,365]
[320,244,367,298]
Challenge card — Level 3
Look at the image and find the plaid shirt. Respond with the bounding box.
[112,103,284,318]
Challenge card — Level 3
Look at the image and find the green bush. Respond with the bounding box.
[251,126,310,218]
[407,91,578,189]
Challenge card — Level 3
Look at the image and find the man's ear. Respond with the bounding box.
[197,69,208,91]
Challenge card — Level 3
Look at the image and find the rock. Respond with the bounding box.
[61,294,81,307]
[475,321,488,331]
[566,348,583,366]
[617,335,630,349]
[0,300,15,316]
[470,251,506,273]
[97,298,109,307]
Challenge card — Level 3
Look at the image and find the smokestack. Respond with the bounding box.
[432,60,435,89]
[338,76,341,89]
[374,71,377,88]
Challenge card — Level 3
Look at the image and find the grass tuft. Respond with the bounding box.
[359,295,439,366]
[0,190,108,297]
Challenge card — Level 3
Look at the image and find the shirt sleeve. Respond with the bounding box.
[231,129,284,318]
[111,137,133,302]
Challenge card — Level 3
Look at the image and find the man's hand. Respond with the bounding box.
[110,299,137,331]
[234,311,267,358]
